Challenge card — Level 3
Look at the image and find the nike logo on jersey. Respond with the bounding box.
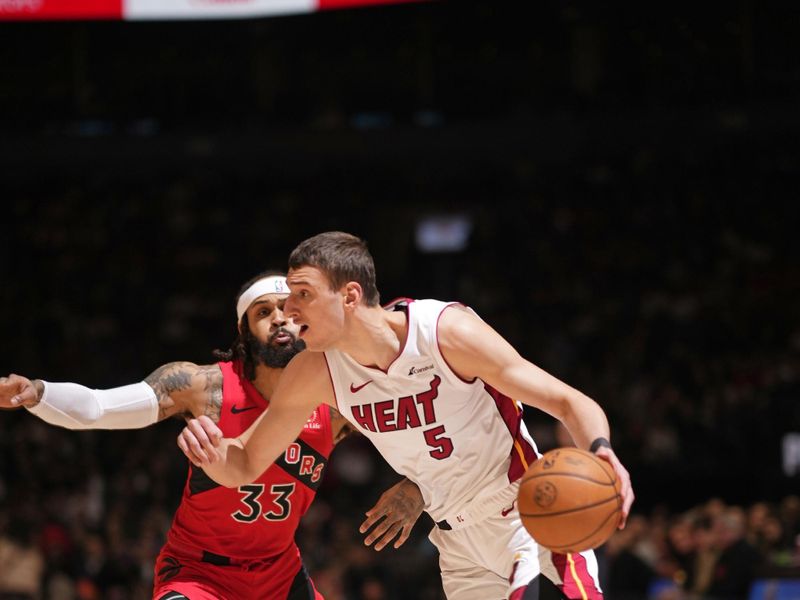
[350,380,374,393]
[231,404,258,414]
[157,557,183,583]
[501,500,517,517]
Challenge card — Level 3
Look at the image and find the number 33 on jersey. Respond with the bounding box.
[166,361,334,559]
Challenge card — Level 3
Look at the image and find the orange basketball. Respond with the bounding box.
[518,447,622,554]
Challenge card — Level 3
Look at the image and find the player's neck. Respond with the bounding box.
[340,305,408,371]
[251,365,282,400]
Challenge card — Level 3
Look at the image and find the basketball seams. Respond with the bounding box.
[518,447,623,553]
[520,471,617,487]
[579,450,623,521]
[540,507,622,553]
[519,495,620,518]
[579,450,617,487]
[583,450,625,517]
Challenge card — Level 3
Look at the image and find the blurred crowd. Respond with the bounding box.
[2,139,799,599]
[0,416,798,599]
[602,495,800,600]
[2,136,799,599]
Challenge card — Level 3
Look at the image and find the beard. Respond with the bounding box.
[249,328,306,368]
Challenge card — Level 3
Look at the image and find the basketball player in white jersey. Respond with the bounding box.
[178,231,635,600]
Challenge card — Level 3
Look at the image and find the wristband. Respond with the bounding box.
[589,437,611,453]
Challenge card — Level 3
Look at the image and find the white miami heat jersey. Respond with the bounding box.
[324,299,539,522]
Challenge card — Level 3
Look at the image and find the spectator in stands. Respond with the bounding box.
[0,514,44,600]
[706,509,762,599]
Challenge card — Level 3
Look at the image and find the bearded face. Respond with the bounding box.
[247,326,306,368]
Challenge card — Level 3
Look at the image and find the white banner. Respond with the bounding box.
[124,0,314,20]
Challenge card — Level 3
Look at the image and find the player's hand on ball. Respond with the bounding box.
[178,416,223,467]
[360,478,424,551]
[593,446,634,528]
[0,374,39,409]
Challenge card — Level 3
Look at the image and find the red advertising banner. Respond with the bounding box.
[0,0,419,19]
[0,0,122,19]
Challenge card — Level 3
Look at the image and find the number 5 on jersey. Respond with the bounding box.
[424,425,453,459]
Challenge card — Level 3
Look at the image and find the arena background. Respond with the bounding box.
[1,1,799,598]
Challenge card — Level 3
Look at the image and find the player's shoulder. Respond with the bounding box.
[436,302,481,339]
[412,298,474,318]
[409,299,473,331]
[145,360,221,379]
[144,361,222,394]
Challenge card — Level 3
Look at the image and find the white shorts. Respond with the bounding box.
[428,481,603,600]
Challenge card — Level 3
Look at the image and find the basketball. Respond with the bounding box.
[518,447,622,554]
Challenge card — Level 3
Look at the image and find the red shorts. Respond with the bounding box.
[152,543,323,600]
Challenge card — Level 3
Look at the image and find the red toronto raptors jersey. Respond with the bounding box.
[165,361,333,560]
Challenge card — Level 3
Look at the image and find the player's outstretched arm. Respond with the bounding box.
[436,306,634,525]
[0,362,221,429]
[177,351,331,488]
[360,478,425,551]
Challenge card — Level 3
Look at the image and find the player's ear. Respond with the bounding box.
[343,281,362,310]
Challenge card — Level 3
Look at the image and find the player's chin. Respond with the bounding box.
[299,330,324,351]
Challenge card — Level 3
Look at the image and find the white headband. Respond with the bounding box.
[236,276,288,323]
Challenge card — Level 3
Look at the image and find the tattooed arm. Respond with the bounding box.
[144,362,224,422]
[0,362,223,427]
[328,404,355,445]
[360,478,425,551]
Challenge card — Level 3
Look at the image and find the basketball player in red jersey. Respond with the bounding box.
[0,271,424,600]
[179,234,635,600]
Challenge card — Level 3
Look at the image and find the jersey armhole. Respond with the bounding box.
[317,402,335,453]
[434,303,478,386]
[321,353,343,443]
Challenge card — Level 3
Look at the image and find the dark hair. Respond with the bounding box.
[213,269,285,381]
[288,231,380,306]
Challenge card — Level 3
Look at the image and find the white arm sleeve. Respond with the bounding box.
[26,381,159,430]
